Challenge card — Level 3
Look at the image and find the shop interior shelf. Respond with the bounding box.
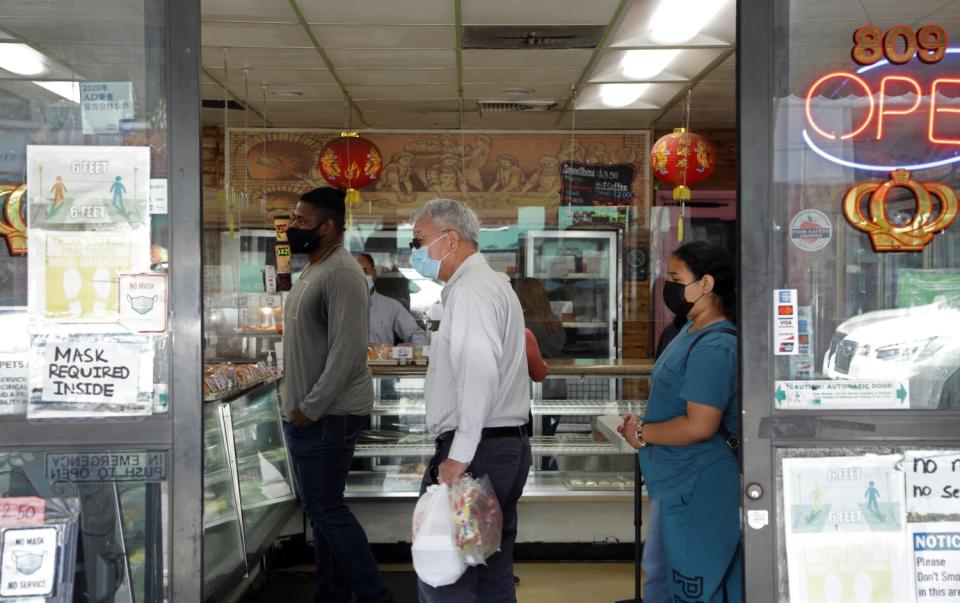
[528,273,609,280]
[353,435,628,458]
[370,399,647,416]
[343,470,641,499]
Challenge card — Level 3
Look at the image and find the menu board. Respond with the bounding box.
[559,161,635,206]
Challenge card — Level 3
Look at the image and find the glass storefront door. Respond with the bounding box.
[741,0,960,600]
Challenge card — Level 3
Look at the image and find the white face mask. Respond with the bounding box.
[365,276,375,290]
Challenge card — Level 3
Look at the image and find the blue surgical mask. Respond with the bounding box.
[365,276,375,290]
[410,233,449,280]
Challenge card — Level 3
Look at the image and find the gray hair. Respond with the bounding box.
[411,198,481,245]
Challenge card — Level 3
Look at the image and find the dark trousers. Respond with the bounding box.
[284,415,394,603]
[417,434,532,603]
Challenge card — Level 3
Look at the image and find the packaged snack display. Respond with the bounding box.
[202,361,279,400]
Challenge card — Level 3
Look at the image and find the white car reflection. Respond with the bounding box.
[823,299,960,409]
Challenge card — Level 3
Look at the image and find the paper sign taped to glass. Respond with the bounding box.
[775,380,909,410]
[0,496,80,603]
[26,145,150,230]
[0,308,30,416]
[27,325,154,419]
[782,455,910,602]
[905,450,960,517]
[28,231,149,323]
[910,522,960,602]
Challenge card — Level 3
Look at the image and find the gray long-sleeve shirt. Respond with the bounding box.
[282,245,373,420]
[369,291,428,345]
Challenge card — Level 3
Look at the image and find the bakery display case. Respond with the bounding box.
[201,379,296,600]
[345,362,649,499]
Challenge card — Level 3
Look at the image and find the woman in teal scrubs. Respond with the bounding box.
[620,240,741,603]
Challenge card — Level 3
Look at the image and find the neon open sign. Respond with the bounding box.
[803,25,958,252]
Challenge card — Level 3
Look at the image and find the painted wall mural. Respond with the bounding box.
[225,130,650,223]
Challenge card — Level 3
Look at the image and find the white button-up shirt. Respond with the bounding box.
[425,253,529,463]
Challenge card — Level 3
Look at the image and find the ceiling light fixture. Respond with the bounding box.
[272,89,303,97]
[649,0,728,45]
[33,80,80,103]
[600,83,649,108]
[620,49,680,80]
[501,87,535,96]
[0,43,48,76]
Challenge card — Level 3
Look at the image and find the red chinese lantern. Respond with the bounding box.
[317,131,383,209]
[650,128,716,201]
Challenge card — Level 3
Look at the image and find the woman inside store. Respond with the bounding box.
[619,240,740,603]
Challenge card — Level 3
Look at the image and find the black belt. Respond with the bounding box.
[436,425,525,445]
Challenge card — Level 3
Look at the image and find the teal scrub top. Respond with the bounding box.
[639,320,739,500]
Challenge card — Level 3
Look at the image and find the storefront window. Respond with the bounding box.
[773,1,960,411]
[1,1,173,599]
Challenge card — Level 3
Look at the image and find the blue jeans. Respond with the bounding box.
[417,434,532,603]
[284,416,394,603]
[642,500,669,603]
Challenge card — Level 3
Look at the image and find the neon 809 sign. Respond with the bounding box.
[803,24,960,251]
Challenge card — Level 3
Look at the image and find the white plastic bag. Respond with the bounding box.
[411,484,467,587]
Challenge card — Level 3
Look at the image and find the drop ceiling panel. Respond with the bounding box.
[350,84,458,100]
[307,25,454,49]
[202,22,310,48]
[362,112,461,128]
[209,68,337,87]
[202,46,323,69]
[340,69,457,86]
[215,84,343,101]
[590,48,726,83]
[202,0,298,22]
[325,48,455,69]
[790,0,865,21]
[298,0,455,25]
[461,0,622,25]
[358,99,462,113]
[462,49,592,69]
[463,82,571,100]
[463,67,580,84]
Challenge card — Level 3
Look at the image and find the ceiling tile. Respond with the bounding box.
[325,48,455,69]
[340,69,457,86]
[202,0,298,22]
[202,46,323,69]
[298,0,455,25]
[461,0,622,25]
[362,112,461,128]
[202,22,310,48]
[308,25,454,49]
[350,84,458,100]
[357,99,461,113]
[463,49,591,69]
[207,68,337,87]
[463,67,580,84]
[463,82,571,100]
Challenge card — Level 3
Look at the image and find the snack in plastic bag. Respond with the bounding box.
[411,484,467,587]
[449,474,503,566]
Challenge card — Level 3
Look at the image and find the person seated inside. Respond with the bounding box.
[355,253,428,346]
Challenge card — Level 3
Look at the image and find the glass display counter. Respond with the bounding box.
[201,379,295,601]
[345,362,650,500]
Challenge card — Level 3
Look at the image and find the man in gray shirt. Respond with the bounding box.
[282,187,393,603]
[354,253,428,346]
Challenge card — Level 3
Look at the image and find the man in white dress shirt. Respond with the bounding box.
[409,198,531,602]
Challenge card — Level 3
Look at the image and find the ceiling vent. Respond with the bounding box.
[462,25,604,50]
[477,99,557,114]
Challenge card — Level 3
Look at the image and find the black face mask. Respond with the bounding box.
[287,225,324,254]
[663,280,700,318]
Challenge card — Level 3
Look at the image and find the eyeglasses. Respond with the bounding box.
[409,230,451,250]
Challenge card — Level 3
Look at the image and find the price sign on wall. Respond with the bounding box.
[0,498,44,527]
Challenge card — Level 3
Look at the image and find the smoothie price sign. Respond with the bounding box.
[804,24,959,252]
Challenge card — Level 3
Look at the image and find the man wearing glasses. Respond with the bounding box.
[410,198,531,602]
